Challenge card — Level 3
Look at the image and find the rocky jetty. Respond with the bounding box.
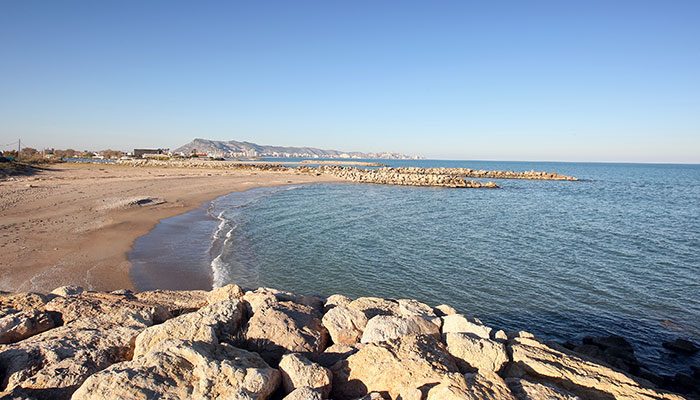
[385,167,579,181]
[302,166,499,188]
[1,286,693,400]
[116,159,582,189]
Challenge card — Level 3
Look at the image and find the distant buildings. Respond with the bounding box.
[133,148,170,159]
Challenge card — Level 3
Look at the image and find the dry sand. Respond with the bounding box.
[0,162,342,293]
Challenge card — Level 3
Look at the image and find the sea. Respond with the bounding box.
[129,159,700,375]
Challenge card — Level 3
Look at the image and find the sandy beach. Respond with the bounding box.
[0,162,342,293]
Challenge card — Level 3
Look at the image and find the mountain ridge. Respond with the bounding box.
[174,138,421,159]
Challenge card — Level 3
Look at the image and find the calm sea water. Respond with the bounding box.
[130,160,700,375]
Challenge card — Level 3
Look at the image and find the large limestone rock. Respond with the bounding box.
[207,283,245,304]
[134,288,209,317]
[332,334,466,400]
[426,372,517,399]
[133,299,244,357]
[360,315,439,344]
[243,287,324,315]
[322,305,368,345]
[444,332,509,373]
[442,314,492,339]
[278,353,332,397]
[347,297,400,319]
[72,339,280,400]
[50,285,85,297]
[508,336,684,400]
[283,386,324,400]
[324,294,352,311]
[434,304,458,316]
[0,292,50,314]
[243,300,328,365]
[44,291,165,326]
[506,377,581,400]
[0,309,58,344]
[0,315,151,399]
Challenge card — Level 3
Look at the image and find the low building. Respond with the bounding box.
[133,148,169,159]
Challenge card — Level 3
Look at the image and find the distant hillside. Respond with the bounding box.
[174,138,421,160]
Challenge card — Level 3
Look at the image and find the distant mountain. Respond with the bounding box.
[174,138,421,160]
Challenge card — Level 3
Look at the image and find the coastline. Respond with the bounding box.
[0,162,342,293]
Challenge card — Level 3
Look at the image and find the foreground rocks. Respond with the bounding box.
[0,286,691,399]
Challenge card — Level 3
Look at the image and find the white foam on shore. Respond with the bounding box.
[207,185,303,288]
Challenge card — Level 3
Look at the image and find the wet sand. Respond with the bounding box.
[0,163,341,293]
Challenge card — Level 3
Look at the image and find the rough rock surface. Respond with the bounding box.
[441,314,493,339]
[332,334,466,399]
[444,332,508,373]
[133,299,244,357]
[507,377,582,400]
[283,386,324,400]
[72,339,280,400]
[426,372,516,400]
[0,287,687,400]
[0,312,151,399]
[508,336,684,400]
[360,315,439,344]
[347,297,400,319]
[278,353,332,397]
[243,299,328,365]
[322,305,368,345]
[0,309,57,344]
[134,288,209,316]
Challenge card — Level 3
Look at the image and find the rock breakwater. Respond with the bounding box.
[387,167,579,181]
[115,159,579,189]
[0,286,693,400]
[301,166,499,188]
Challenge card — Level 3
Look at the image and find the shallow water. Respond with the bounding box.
[130,160,700,375]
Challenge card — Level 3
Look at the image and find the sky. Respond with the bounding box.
[1,1,699,162]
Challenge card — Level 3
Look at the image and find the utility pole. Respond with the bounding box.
[17,139,21,161]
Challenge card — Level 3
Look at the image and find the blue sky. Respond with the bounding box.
[1,1,698,162]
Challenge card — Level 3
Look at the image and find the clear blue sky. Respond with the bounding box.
[1,1,698,162]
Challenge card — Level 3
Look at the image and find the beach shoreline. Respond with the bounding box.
[0,162,342,293]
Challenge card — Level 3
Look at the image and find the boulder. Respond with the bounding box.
[331,334,466,399]
[324,294,352,311]
[360,315,439,344]
[243,301,328,365]
[0,313,151,399]
[207,283,245,304]
[134,289,209,319]
[278,353,332,397]
[434,304,458,317]
[72,339,280,400]
[0,292,50,315]
[0,309,58,344]
[508,336,684,400]
[506,377,581,400]
[50,286,84,297]
[133,299,244,357]
[397,299,437,320]
[442,314,493,339]
[245,287,324,312]
[283,387,324,400]
[44,291,164,326]
[322,305,367,345]
[444,332,509,373]
[347,297,400,319]
[458,372,517,400]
